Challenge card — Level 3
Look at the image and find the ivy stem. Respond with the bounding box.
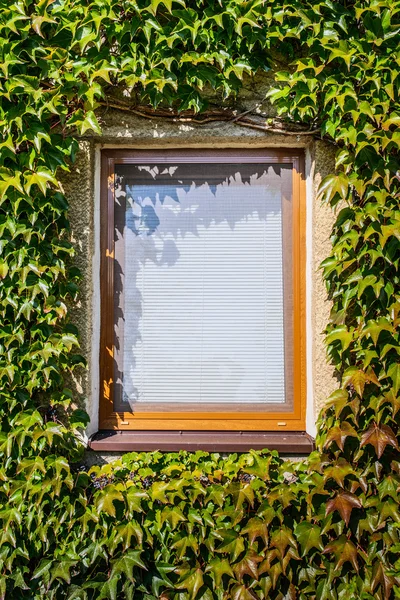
[96,100,321,136]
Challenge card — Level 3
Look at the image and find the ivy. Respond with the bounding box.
[0,0,399,598]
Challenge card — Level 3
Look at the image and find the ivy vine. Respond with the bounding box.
[0,0,399,598]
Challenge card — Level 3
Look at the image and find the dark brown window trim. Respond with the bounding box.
[89,430,314,454]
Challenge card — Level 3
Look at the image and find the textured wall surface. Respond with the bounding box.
[309,142,338,418]
[61,142,95,413]
[63,105,336,454]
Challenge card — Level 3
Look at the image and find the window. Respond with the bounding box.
[97,149,307,449]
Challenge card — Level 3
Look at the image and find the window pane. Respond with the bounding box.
[113,163,292,412]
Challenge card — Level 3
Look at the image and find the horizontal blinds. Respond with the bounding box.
[115,163,287,408]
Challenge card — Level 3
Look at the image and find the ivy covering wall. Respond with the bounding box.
[0,0,400,598]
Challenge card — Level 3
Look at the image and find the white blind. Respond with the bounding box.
[114,163,287,409]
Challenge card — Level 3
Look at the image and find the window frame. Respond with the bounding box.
[99,148,306,432]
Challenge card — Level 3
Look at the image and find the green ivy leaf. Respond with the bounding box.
[387,363,400,395]
[110,550,147,582]
[97,577,119,600]
[319,173,349,203]
[24,168,58,195]
[294,522,324,555]
[205,558,234,587]
[175,567,204,599]
[32,559,53,580]
[95,488,125,517]
[50,561,77,585]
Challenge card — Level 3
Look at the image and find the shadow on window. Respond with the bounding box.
[112,162,287,412]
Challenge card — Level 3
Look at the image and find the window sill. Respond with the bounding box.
[88,430,314,453]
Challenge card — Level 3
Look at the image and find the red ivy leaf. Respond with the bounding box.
[325,491,362,526]
[371,561,395,600]
[233,550,263,581]
[324,421,359,451]
[360,423,399,458]
[323,535,359,572]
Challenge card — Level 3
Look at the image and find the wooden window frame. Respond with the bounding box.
[99,148,306,432]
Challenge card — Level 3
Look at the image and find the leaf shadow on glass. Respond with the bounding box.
[112,163,286,412]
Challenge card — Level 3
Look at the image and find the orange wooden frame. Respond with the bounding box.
[99,149,306,431]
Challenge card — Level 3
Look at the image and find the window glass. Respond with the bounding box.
[113,162,293,413]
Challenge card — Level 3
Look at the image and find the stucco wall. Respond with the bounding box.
[308,142,339,418]
[62,105,337,450]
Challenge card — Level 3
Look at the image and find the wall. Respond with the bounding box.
[61,102,337,453]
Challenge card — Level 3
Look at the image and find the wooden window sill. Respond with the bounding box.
[88,430,314,453]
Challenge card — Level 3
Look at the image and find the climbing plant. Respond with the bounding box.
[0,0,399,598]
